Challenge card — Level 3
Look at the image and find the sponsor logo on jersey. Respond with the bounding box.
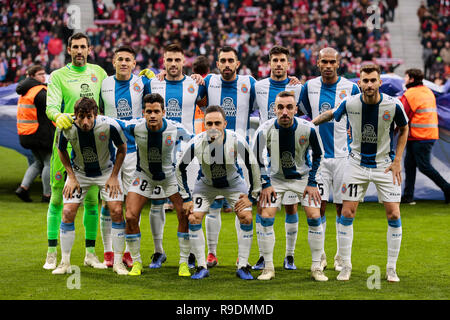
[148,147,162,162]
[210,163,227,179]
[281,151,295,168]
[320,102,332,113]
[241,84,248,93]
[99,132,107,141]
[187,84,195,93]
[221,97,236,117]
[166,98,182,118]
[82,147,99,163]
[165,135,173,146]
[268,102,276,119]
[382,110,391,121]
[361,124,377,143]
[116,98,132,118]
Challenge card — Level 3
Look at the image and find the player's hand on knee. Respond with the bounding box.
[63,177,81,199]
[259,186,276,208]
[55,112,74,129]
[183,201,194,216]
[105,176,122,199]
[235,194,252,213]
[303,186,321,207]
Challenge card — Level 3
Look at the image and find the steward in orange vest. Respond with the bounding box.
[16,76,55,151]
[400,76,439,141]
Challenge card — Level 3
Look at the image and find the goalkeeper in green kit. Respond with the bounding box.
[43,33,108,270]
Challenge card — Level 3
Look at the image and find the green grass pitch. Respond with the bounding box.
[0,146,448,300]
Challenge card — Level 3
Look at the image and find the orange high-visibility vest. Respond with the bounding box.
[194,105,205,134]
[403,85,439,140]
[16,85,46,135]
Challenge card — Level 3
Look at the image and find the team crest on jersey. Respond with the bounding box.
[341,183,347,194]
[361,124,377,143]
[339,90,347,100]
[55,171,62,181]
[281,151,295,168]
[320,102,332,113]
[187,84,195,93]
[299,135,307,145]
[165,135,173,146]
[98,132,106,141]
[91,74,98,83]
[132,178,140,186]
[241,84,248,93]
[133,83,141,92]
[382,110,391,121]
[221,97,236,117]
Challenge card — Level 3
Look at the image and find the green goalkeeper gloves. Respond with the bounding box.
[55,112,74,129]
[138,68,156,79]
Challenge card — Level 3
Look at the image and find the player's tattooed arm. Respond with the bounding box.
[312,110,333,125]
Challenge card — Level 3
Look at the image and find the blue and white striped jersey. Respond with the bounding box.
[176,129,261,200]
[252,117,323,188]
[300,76,360,158]
[147,76,204,133]
[120,118,193,181]
[57,115,126,177]
[203,74,256,139]
[101,74,150,153]
[255,77,303,123]
[333,93,408,168]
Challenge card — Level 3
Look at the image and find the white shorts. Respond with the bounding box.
[263,177,321,209]
[341,160,401,203]
[63,169,124,204]
[121,152,137,195]
[192,178,251,213]
[280,191,299,206]
[128,170,179,199]
[317,157,346,204]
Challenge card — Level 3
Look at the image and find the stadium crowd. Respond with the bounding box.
[1,0,401,85]
[417,0,450,85]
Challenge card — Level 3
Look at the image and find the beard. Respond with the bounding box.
[220,68,236,81]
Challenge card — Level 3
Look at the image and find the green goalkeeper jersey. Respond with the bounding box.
[46,63,108,121]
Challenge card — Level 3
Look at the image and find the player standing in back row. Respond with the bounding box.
[299,47,360,271]
[312,64,409,282]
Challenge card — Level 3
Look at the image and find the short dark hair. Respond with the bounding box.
[143,93,165,110]
[269,45,290,59]
[27,64,45,77]
[276,90,295,100]
[68,32,90,48]
[164,43,184,55]
[360,64,381,76]
[193,55,210,75]
[405,68,424,82]
[114,45,136,58]
[219,46,238,60]
[74,97,98,116]
[204,105,226,120]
